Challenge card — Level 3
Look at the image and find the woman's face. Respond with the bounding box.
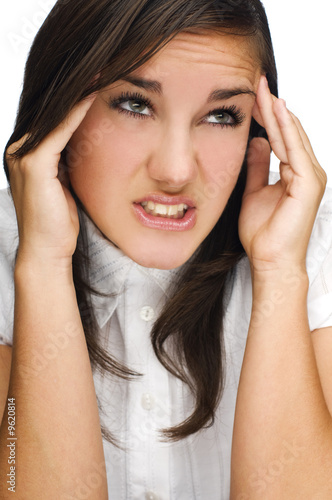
[68,32,261,269]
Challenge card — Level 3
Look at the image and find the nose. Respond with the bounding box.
[147,125,198,189]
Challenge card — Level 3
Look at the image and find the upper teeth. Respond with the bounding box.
[141,201,188,217]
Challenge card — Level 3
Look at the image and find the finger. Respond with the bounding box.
[252,91,278,131]
[244,137,271,195]
[255,76,288,165]
[7,96,96,165]
[38,94,96,160]
[273,99,316,178]
[276,101,327,188]
[288,111,321,170]
[251,101,263,129]
[7,95,96,188]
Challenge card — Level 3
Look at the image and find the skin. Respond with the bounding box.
[3,31,332,498]
[67,33,261,269]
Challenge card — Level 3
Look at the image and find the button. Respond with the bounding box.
[140,306,155,322]
[141,393,156,411]
[145,493,159,500]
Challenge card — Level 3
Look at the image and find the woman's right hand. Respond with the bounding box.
[6,95,96,271]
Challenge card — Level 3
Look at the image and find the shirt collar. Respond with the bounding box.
[82,211,182,328]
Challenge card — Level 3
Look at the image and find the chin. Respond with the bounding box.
[125,245,194,270]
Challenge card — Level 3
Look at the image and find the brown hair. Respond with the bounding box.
[3,0,277,442]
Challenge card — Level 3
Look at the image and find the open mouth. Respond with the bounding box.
[133,198,196,231]
[140,201,189,219]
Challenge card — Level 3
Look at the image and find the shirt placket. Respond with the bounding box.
[122,267,171,500]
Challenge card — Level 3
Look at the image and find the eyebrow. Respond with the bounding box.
[122,76,256,101]
[122,76,162,95]
[207,87,256,102]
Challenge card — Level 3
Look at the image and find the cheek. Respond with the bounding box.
[196,129,248,190]
[67,118,152,190]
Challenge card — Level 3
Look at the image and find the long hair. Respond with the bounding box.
[3,0,278,441]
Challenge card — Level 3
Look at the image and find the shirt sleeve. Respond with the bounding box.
[0,189,18,346]
[307,187,332,331]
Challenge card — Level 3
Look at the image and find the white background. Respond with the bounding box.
[1,0,331,189]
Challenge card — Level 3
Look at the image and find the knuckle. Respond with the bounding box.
[313,163,327,187]
[5,143,19,162]
[290,112,301,126]
[5,134,30,163]
[311,172,326,195]
[320,169,328,186]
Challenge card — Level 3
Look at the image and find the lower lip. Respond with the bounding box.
[133,203,197,231]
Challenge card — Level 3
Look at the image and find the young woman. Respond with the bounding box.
[0,0,331,498]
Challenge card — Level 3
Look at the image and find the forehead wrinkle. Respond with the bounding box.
[104,33,260,99]
[150,48,259,82]
[159,32,257,63]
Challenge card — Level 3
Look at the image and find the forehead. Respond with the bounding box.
[136,31,261,87]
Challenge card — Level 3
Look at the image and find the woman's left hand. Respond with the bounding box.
[239,75,327,275]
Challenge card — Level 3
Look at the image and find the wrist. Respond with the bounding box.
[14,252,74,286]
[249,268,310,331]
[250,259,308,286]
[251,266,309,306]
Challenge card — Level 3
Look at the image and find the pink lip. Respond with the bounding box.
[135,194,196,208]
[133,203,197,232]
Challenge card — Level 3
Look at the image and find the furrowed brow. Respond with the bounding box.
[208,87,256,102]
[122,76,162,95]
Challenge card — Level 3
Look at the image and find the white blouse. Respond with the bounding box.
[0,179,331,500]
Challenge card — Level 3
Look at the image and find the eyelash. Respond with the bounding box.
[109,92,245,128]
[109,92,154,120]
[206,105,246,128]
